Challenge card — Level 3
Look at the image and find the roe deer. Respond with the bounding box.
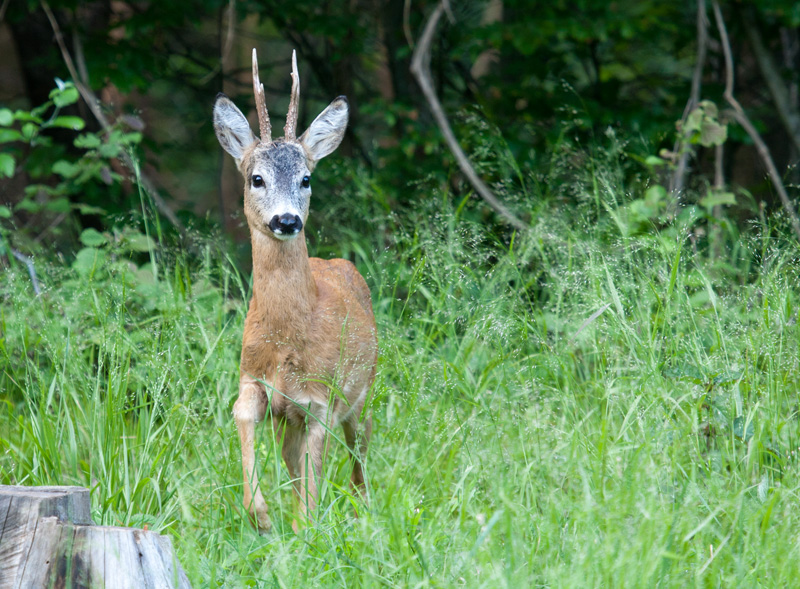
[213,49,377,533]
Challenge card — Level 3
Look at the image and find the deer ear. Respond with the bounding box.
[299,96,349,163]
[214,94,257,165]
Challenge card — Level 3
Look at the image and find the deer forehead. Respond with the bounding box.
[247,141,309,188]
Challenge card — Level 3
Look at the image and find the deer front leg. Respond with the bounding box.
[343,414,371,498]
[233,378,271,533]
[282,423,325,530]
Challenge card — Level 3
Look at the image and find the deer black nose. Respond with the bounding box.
[268,213,303,235]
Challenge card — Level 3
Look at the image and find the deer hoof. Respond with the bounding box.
[248,505,272,534]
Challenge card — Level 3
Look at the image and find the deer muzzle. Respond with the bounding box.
[268,213,303,237]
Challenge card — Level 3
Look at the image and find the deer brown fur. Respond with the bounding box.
[213,49,377,533]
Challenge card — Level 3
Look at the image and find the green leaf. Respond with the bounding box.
[125,232,156,252]
[732,415,754,441]
[14,110,43,124]
[74,133,102,149]
[0,153,15,178]
[47,116,85,131]
[685,108,703,133]
[600,63,636,82]
[644,155,665,167]
[24,184,58,198]
[698,99,718,118]
[98,142,122,158]
[44,198,71,213]
[700,191,736,209]
[0,129,23,143]
[15,199,41,213]
[0,108,13,126]
[699,119,727,147]
[663,364,705,383]
[80,228,108,247]
[49,85,80,108]
[122,131,142,145]
[51,160,81,178]
[74,203,106,215]
[0,205,11,218]
[21,122,37,141]
[31,102,52,118]
[644,185,666,207]
[712,371,743,386]
[73,247,106,277]
[685,101,728,147]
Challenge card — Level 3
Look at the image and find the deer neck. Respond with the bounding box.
[249,228,317,324]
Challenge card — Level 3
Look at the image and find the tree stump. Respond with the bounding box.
[0,485,191,588]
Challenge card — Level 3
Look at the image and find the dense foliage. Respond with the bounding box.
[3,0,800,247]
[3,144,800,584]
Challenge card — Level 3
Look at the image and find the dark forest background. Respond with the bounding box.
[2,0,800,258]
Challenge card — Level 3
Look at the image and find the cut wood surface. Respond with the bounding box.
[0,485,191,589]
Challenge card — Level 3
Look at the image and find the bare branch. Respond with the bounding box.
[222,0,236,66]
[284,50,300,140]
[72,25,90,87]
[410,2,527,232]
[714,143,724,190]
[200,0,237,85]
[10,249,41,295]
[712,0,800,242]
[741,12,800,155]
[252,48,271,142]
[403,0,415,50]
[669,0,708,198]
[41,1,185,235]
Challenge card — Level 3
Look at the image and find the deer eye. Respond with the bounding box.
[301,175,310,188]
[252,175,264,188]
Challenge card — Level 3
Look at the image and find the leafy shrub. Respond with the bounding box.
[0,80,142,250]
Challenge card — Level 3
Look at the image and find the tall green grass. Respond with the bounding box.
[2,141,800,586]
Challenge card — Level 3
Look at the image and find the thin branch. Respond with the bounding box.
[712,0,800,242]
[198,0,236,85]
[403,0,414,50]
[34,212,68,243]
[714,143,724,190]
[222,0,236,66]
[669,0,709,198]
[41,1,185,235]
[710,142,724,259]
[410,1,527,232]
[10,249,41,295]
[741,11,800,155]
[72,24,89,87]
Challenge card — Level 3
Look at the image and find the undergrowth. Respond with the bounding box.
[2,134,800,587]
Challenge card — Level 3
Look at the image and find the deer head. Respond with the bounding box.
[213,49,349,240]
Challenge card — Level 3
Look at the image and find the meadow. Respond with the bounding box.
[2,137,800,587]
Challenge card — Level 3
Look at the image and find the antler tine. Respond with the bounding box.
[284,50,300,140]
[252,48,271,142]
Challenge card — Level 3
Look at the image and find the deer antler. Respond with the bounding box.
[252,48,271,142]
[284,50,300,140]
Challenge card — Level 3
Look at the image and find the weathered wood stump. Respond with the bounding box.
[0,485,191,588]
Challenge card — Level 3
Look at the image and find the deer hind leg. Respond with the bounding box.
[233,379,271,533]
[343,413,371,498]
[282,423,325,531]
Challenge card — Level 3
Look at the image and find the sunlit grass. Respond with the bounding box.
[2,152,800,586]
